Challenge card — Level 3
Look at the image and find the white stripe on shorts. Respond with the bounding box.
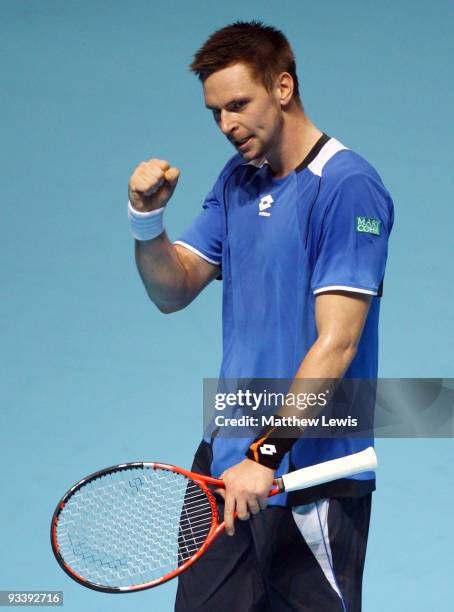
[292,500,342,599]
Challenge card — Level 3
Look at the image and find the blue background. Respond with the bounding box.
[1,1,453,610]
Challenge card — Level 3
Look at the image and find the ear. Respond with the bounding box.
[276,72,294,107]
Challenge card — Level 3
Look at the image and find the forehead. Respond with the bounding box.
[203,63,265,106]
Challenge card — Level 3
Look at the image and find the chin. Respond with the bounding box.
[239,150,254,161]
[240,146,262,163]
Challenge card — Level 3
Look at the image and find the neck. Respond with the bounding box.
[266,106,323,177]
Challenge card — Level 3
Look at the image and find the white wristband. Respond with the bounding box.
[128,201,165,241]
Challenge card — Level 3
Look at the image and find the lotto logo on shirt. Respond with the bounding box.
[258,194,274,217]
[356,216,381,235]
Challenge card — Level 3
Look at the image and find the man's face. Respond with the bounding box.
[203,63,283,162]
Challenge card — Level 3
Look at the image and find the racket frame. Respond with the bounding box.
[50,461,235,593]
[51,448,375,593]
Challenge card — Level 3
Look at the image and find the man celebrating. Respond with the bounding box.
[128,21,393,612]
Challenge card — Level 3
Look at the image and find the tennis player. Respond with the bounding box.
[128,21,393,612]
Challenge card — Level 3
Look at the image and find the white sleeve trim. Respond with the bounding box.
[313,285,377,296]
[173,241,221,266]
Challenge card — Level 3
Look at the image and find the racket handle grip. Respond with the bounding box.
[277,447,378,493]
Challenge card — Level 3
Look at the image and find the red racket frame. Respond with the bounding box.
[51,461,282,593]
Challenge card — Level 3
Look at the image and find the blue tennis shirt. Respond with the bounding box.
[176,134,394,502]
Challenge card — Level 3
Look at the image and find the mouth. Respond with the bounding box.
[234,136,252,150]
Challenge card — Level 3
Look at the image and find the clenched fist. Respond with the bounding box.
[128,158,180,212]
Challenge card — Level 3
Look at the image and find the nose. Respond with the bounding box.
[219,110,236,136]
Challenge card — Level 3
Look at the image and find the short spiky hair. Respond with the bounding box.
[190,21,301,104]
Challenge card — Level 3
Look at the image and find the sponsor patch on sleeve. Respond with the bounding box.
[356,216,381,235]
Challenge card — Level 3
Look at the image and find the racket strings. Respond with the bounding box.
[177,491,214,563]
[55,466,214,588]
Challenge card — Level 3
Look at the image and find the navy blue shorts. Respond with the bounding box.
[175,443,372,612]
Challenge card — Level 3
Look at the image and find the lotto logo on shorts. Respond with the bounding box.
[260,443,277,455]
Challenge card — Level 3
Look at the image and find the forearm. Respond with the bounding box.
[278,335,356,419]
[246,340,357,467]
[246,292,371,467]
[134,232,191,313]
[298,334,356,378]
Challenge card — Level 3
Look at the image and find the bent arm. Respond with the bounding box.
[135,235,220,313]
[221,290,373,533]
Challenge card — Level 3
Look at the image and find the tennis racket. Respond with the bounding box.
[51,447,377,593]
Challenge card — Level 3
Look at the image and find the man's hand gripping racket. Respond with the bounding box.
[51,447,377,593]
